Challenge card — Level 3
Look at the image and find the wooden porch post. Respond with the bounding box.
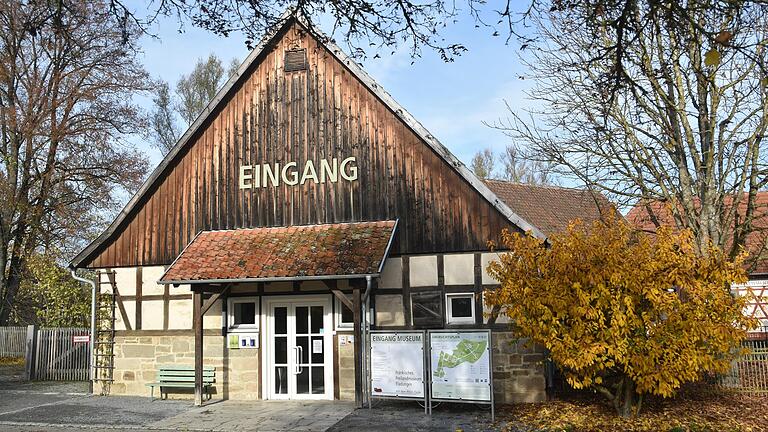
[353,284,363,408]
[193,288,203,406]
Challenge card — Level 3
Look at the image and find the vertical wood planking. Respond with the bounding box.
[85,22,519,268]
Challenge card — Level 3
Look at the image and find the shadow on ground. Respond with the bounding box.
[328,400,501,432]
[0,364,504,431]
[0,362,89,394]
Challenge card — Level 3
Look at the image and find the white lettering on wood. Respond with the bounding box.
[239,165,253,189]
[238,157,358,189]
[320,158,338,183]
[282,162,299,185]
[340,156,358,181]
[300,160,318,185]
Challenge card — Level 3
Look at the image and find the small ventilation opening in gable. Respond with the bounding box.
[284,49,307,72]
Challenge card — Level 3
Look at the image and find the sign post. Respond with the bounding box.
[428,329,494,421]
[368,330,428,413]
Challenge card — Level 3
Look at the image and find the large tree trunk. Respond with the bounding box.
[0,245,26,326]
[597,376,642,418]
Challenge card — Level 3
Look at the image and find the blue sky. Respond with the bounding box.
[135,6,534,169]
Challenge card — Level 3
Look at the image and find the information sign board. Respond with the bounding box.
[429,330,492,402]
[369,331,425,398]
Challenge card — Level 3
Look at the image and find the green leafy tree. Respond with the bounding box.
[12,254,90,327]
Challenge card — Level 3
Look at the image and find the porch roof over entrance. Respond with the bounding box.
[159,220,398,284]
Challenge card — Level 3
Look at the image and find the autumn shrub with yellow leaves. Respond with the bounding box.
[485,214,757,418]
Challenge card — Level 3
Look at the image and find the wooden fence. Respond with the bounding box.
[32,327,90,381]
[0,326,26,357]
[720,328,768,396]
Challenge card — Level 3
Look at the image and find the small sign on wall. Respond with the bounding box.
[72,335,89,344]
[228,333,259,349]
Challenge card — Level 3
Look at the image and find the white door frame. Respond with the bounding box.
[261,294,334,400]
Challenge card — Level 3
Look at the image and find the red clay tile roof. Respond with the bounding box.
[484,180,613,237]
[160,221,397,283]
[626,195,768,275]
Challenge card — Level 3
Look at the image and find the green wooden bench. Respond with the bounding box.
[146,365,216,400]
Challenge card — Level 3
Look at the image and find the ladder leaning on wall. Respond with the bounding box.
[93,271,117,396]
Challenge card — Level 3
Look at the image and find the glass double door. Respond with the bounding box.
[268,298,332,399]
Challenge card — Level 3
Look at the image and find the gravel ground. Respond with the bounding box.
[0,363,88,394]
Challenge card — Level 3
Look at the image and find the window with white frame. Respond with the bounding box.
[228,297,259,331]
[334,297,373,329]
[446,293,475,324]
[335,297,354,329]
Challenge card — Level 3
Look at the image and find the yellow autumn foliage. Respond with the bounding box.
[485,214,757,411]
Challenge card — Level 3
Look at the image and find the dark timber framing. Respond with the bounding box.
[69,9,555,407]
[352,284,362,408]
[69,14,546,271]
[193,289,203,405]
[106,271,132,331]
[135,267,142,330]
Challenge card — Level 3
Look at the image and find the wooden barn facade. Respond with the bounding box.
[71,16,550,405]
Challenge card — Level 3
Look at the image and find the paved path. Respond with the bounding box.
[329,400,500,432]
[0,365,502,431]
[0,395,501,431]
[155,400,354,431]
[0,395,353,431]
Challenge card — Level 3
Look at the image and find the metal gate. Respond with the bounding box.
[0,326,26,357]
[33,328,90,381]
[720,329,768,396]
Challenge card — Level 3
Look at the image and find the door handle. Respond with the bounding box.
[293,347,299,375]
[296,345,303,374]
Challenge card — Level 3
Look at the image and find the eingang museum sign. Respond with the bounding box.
[239,156,358,189]
[370,331,425,399]
[367,329,495,420]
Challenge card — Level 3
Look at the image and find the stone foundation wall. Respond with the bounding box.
[101,334,260,400]
[336,332,355,400]
[491,331,547,403]
[100,331,543,404]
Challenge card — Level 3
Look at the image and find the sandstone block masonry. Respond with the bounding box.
[101,334,260,400]
[336,332,355,400]
[100,332,544,403]
[491,331,547,403]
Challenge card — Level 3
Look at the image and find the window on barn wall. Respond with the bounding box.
[446,293,475,324]
[335,297,354,329]
[411,291,443,328]
[334,297,372,330]
[228,297,259,332]
[284,49,307,72]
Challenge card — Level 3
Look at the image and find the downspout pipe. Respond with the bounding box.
[362,275,372,408]
[69,266,96,394]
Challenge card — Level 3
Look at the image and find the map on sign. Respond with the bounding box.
[433,338,487,378]
[430,331,491,401]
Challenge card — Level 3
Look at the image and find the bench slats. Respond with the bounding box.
[156,376,215,383]
[158,371,215,377]
[158,366,215,371]
[147,365,217,400]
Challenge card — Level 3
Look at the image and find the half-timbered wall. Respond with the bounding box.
[83,22,517,268]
